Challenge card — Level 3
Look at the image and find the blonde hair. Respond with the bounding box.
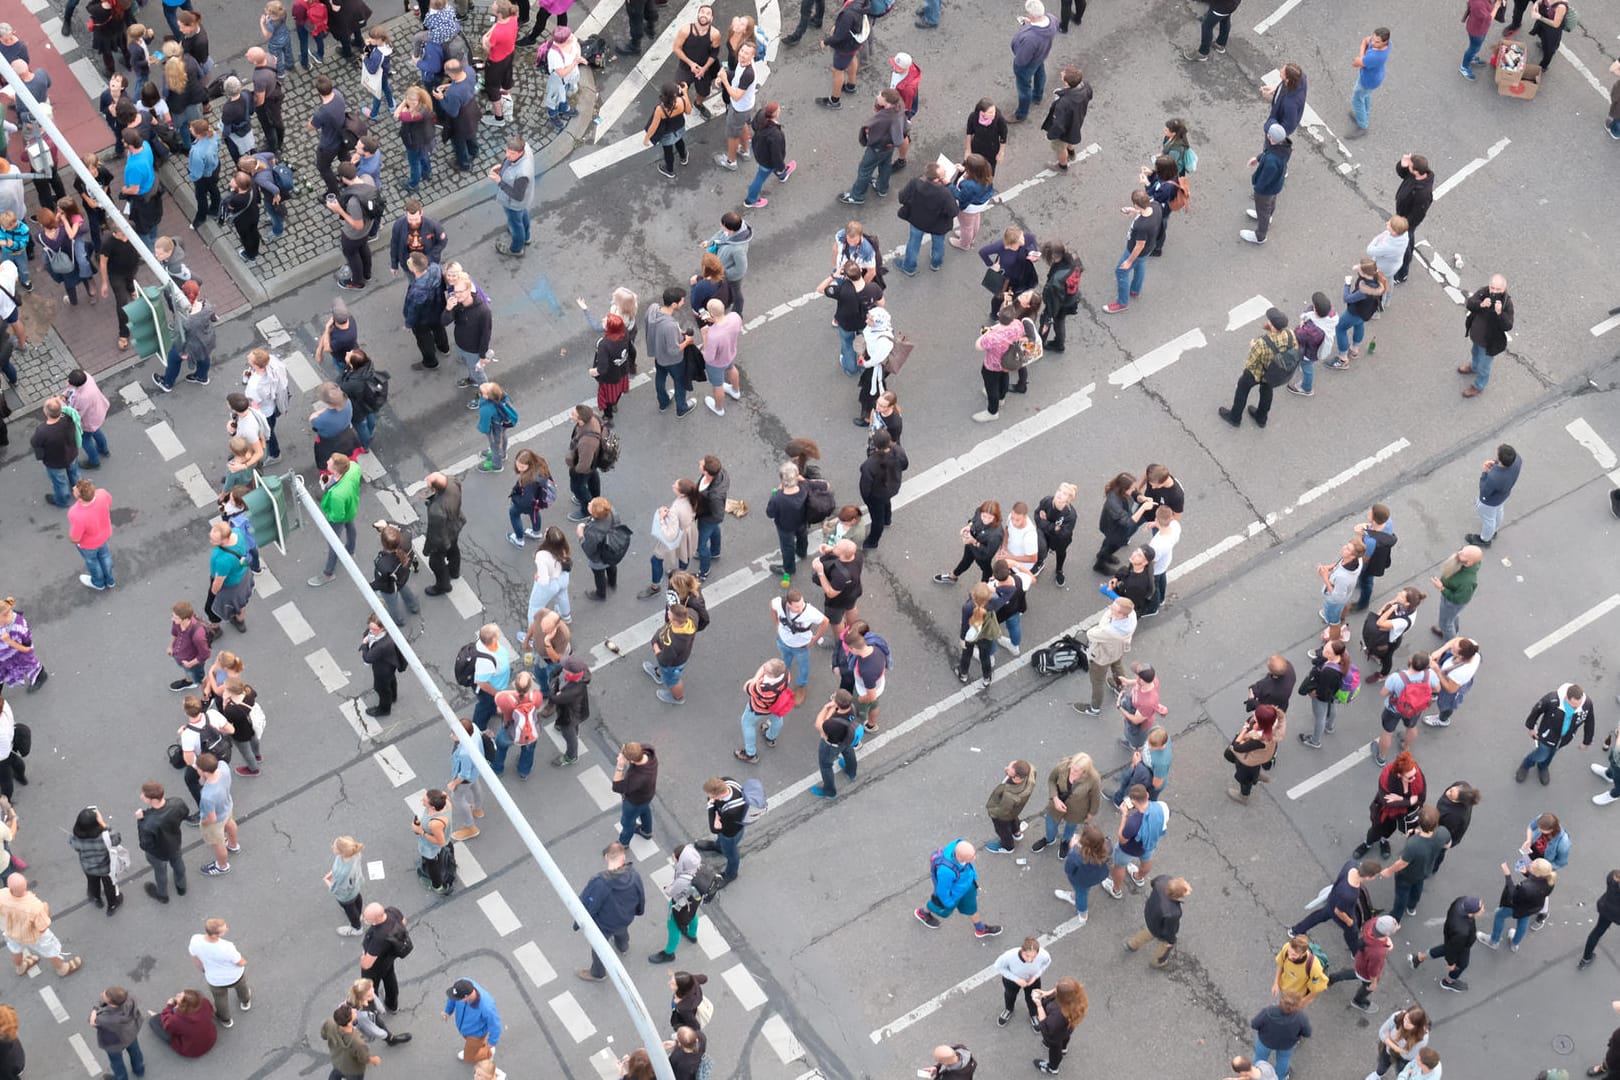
[967,583,993,628]
[219,651,244,674]
[0,598,15,618]
[347,978,375,1008]
[265,0,286,18]
[334,836,364,858]
[1528,858,1557,886]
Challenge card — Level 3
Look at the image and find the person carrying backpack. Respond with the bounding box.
[1374,652,1439,766]
[699,776,748,885]
[1038,242,1081,352]
[915,838,1003,938]
[1286,291,1338,398]
[329,161,378,290]
[1218,307,1295,430]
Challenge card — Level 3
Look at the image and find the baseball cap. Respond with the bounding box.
[1373,915,1399,936]
[562,656,589,675]
[891,52,912,71]
[1266,306,1289,329]
[447,979,477,1000]
[1266,122,1287,144]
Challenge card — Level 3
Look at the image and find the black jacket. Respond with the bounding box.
[1041,82,1092,145]
[1144,874,1183,943]
[1464,286,1514,356]
[610,746,658,804]
[1525,688,1595,748]
[1597,871,1620,922]
[31,417,78,469]
[388,214,447,271]
[136,799,188,859]
[1499,871,1552,918]
[423,481,465,555]
[1034,495,1077,543]
[1435,783,1474,847]
[962,516,1004,565]
[697,468,730,525]
[360,631,406,672]
[1440,896,1478,955]
[1301,654,1346,703]
[859,449,904,502]
[822,0,871,51]
[337,360,380,420]
[751,116,787,172]
[442,297,492,355]
[1394,160,1434,229]
[371,549,412,593]
[1362,527,1397,577]
[549,668,592,726]
[1097,490,1138,547]
[898,177,959,236]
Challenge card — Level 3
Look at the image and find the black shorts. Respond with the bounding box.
[1379,707,1417,733]
[485,55,515,96]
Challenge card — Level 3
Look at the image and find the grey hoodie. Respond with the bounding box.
[707,223,752,283]
[666,844,704,906]
[179,299,218,359]
[93,995,143,1051]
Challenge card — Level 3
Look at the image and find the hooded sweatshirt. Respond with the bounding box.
[707,223,751,283]
[985,771,1034,822]
[653,614,697,669]
[666,843,703,906]
[611,746,659,805]
[581,862,646,933]
[1252,137,1292,196]
[751,113,788,171]
[93,995,143,1051]
[443,980,503,1044]
[320,1017,372,1076]
[1301,304,1340,360]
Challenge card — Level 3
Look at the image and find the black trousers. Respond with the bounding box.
[1230,370,1272,422]
[368,961,399,1011]
[192,175,220,226]
[85,872,120,904]
[337,893,365,929]
[865,496,892,547]
[234,212,261,260]
[1001,976,1041,1016]
[1364,815,1403,848]
[981,367,1010,414]
[991,815,1019,848]
[372,664,397,712]
[1058,0,1086,29]
[1041,536,1071,576]
[950,545,994,582]
[1046,310,1071,350]
[790,0,825,37]
[342,235,372,284]
[413,323,449,368]
[184,764,204,806]
[1583,914,1613,961]
[1394,228,1418,281]
[429,543,461,589]
[958,639,993,680]
[625,0,658,44]
[316,146,342,194]
[1044,1034,1071,1069]
[1326,969,1372,1004]
[259,113,285,153]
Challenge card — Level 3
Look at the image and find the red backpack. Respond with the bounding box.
[1391,672,1433,719]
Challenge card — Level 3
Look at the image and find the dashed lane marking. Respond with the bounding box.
[39,985,68,1023]
[1566,417,1620,483]
[513,940,558,988]
[305,648,350,693]
[67,1033,101,1076]
[477,891,523,937]
[591,0,705,141]
[255,565,283,598]
[1591,314,1620,339]
[273,602,316,646]
[280,349,322,394]
[1225,295,1274,332]
[118,381,155,418]
[1558,44,1611,100]
[358,452,387,482]
[1296,438,1411,506]
[1523,594,1620,661]
[1254,0,1307,34]
[373,745,416,787]
[548,990,598,1042]
[761,1014,806,1064]
[720,963,768,1011]
[1108,329,1207,389]
[342,698,385,741]
[696,915,731,960]
[176,464,216,508]
[546,722,590,758]
[590,1047,621,1080]
[374,487,420,526]
[590,556,775,668]
[145,421,186,461]
[576,764,619,812]
[1431,137,1511,202]
[991,143,1101,204]
[410,537,483,619]
[1286,740,1375,801]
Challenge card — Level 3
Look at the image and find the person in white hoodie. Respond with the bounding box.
[648,843,704,963]
[1365,215,1408,311]
[1286,292,1339,397]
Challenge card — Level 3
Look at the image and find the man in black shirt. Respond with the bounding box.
[810,690,858,798]
[700,776,748,884]
[135,781,189,902]
[98,223,140,347]
[309,75,348,195]
[360,903,408,1011]
[813,539,863,634]
[31,398,80,506]
[816,261,884,376]
[1247,655,1296,711]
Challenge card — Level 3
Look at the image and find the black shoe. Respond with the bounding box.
[648,950,677,963]
[636,826,654,839]
[1030,837,1050,853]
[1217,406,1241,427]
[1352,843,1370,858]
[423,585,449,596]
[1537,766,1551,786]
[144,883,170,903]
[1464,532,1492,548]
[1246,405,1268,427]
[783,31,802,43]
[364,706,391,717]
[385,1033,413,1045]
[1378,840,1391,858]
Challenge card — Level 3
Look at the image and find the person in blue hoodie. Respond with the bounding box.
[1240,124,1290,245]
[443,978,501,1067]
[475,382,516,473]
[914,838,1003,938]
[1468,444,1520,548]
[576,842,646,980]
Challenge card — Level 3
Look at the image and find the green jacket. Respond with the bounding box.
[985,772,1035,822]
[320,1018,371,1076]
[1439,558,1479,605]
[321,465,363,525]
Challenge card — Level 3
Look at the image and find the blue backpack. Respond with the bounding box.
[865,632,894,670]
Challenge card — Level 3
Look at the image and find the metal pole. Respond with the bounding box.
[290,478,678,1080]
[0,62,185,310]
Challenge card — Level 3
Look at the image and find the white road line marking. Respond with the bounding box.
[546,722,590,757]
[592,0,704,140]
[1523,594,1620,660]
[1566,417,1618,469]
[22,0,50,13]
[373,745,416,786]
[1225,295,1274,332]
[406,376,654,492]
[548,990,599,1042]
[374,487,420,525]
[871,913,1085,1042]
[590,1047,622,1080]
[458,842,487,886]
[118,381,155,417]
[577,764,619,812]
[696,915,731,960]
[358,452,387,482]
[591,557,774,667]
[514,940,559,987]
[280,349,323,393]
[720,963,769,1011]
[254,565,282,598]
[573,0,628,38]
[1432,137,1511,202]
[1108,329,1207,389]
[38,16,76,55]
[176,463,218,508]
[1592,314,1620,338]
[627,832,659,862]
[344,699,385,741]
[410,537,483,618]
[306,647,351,693]
[367,860,386,880]
[68,1033,102,1076]
[145,421,186,461]
[1558,44,1611,100]
[994,144,1100,203]
[39,985,68,1023]
[1296,438,1412,505]
[273,601,316,645]
[651,863,675,891]
[255,315,285,337]
[770,438,1411,813]
[477,891,524,937]
[761,1014,805,1063]
[570,100,722,177]
[1286,741,1374,800]
[1254,0,1307,34]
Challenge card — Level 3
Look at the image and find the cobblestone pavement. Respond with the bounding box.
[2,333,80,416]
[229,15,568,285]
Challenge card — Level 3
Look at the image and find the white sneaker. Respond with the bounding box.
[507,532,525,548]
[1423,715,1450,727]
[971,410,999,422]
[1054,889,1074,904]
[1593,763,1611,779]
[1596,791,1619,805]
[337,925,364,936]
[1101,879,1123,899]
[705,397,725,416]
[1476,931,1499,949]
[1246,209,1258,219]
[724,384,742,400]
[1239,229,1266,244]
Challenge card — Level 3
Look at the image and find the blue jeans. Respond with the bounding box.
[528,574,571,623]
[919,0,940,23]
[1252,1037,1294,1080]
[1114,245,1147,306]
[1012,62,1046,120]
[79,543,115,588]
[696,520,721,576]
[650,555,687,585]
[745,163,791,203]
[491,726,537,777]
[654,365,691,414]
[369,79,396,116]
[847,144,894,200]
[1436,595,1462,638]
[1323,597,1347,625]
[264,413,281,459]
[1298,357,1316,393]
[1476,497,1504,542]
[1042,815,1077,848]
[1520,741,1558,773]
[106,1038,145,1080]
[1336,312,1367,353]
[617,799,653,844]
[509,503,540,538]
[837,327,860,375]
[1469,342,1493,390]
[81,428,110,466]
[323,520,356,577]
[1,250,27,288]
[504,207,532,254]
[406,146,432,189]
[1491,906,1531,946]
[472,689,498,732]
[1351,84,1374,129]
[1069,882,1093,914]
[1462,33,1487,67]
[163,1,191,38]
[777,639,810,688]
[1392,875,1426,915]
[265,200,285,237]
[1610,118,1620,138]
[46,462,81,506]
[160,341,210,388]
[899,225,945,273]
[741,706,781,756]
[715,829,743,879]
[354,411,377,448]
[1197,7,1230,54]
[1002,612,1022,649]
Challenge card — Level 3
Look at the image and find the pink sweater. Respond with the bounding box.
[67,373,110,431]
[976,321,1026,372]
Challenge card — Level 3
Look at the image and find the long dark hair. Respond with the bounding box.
[675,478,702,516]
[72,807,104,839]
[673,972,708,998]
[539,526,571,572]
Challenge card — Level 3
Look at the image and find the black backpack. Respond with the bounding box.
[196,721,233,763]
[364,369,391,409]
[386,907,415,956]
[865,231,888,289]
[1034,634,1089,675]
[690,862,723,904]
[341,181,380,225]
[595,422,621,472]
[341,109,370,155]
[802,478,837,522]
[1261,332,1302,387]
[453,642,492,687]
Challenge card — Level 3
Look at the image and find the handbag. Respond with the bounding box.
[102,831,133,881]
[695,997,715,1026]
[883,332,913,376]
[248,701,268,738]
[980,264,1005,293]
[768,686,796,717]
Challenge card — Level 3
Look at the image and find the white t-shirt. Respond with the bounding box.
[245,368,278,419]
[772,597,824,649]
[1003,520,1038,568]
[730,63,757,112]
[1440,653,1479,688]
[234,407,268,448]
[188,934,244,986]
[1148,520,1181,574]
[178,715,227,756]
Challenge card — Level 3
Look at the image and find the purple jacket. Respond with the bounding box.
[1011,18,1057,66]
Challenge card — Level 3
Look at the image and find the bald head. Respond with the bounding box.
[1267,655,1290,676]
[362,902,387,925]
[1489,274,1507,291]
[426,471,448,492]
[934,1046,964,1067]
[953,840,976,864]
[1458,545,1483,565]
[834,539,858,561]
[247,47,268,66]
[6,875,26,897]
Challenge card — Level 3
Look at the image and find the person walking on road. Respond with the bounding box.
[1379,806,1449,916]
[700,776,748,885]
[838,90,908,204]
[491,137,535,258]
[1577,870,1620,966]
[1409,894,1482,990]
[648,843,704,963]
[443,978,502,1069]
[743,102,795,209]
[1009,1,1057,124]
[326,836,366,936]
[89,985,144,1080]
[1325,914,1396,1013]
[818,0,871,104]
[1429,546,1481,639]
[914,838,1003,937]
[135,782,188,903]
[1041,67,1092,171]
[1240,126,1291,245]
[1182,0,1240,62]
[1291,857,1380,956]
[576,842,645,982]
[0,874,83,977]
[1478,858,1556,952]
[322,1002,380,1079]
[188,918,250,1024]
[1348,27,1392,135]
[421,473,465,596]
[1218,308,1295,427]
[1125,875,1189,968]
[983,760,1034,854]
[1031,977,1086,1074]
[447,718,485,841]
[1249,990,1312,1077]
[1054,823,1112,921]
[1467,444,1520,548]
[360,903,411,1010]
[1392,154,1433,281]
[1459,275,1513,398]
[1517,682,1594,785]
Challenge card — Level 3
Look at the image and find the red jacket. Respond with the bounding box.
[1353,919,1392,982]
[161,999,218,1057]
[892,60,921,113]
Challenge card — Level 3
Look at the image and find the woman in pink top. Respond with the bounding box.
[65,369,112,467]
[700,298,743,418]
[1119,663,1169,750]
[67,480,116,590]
[974,308,1027,423]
